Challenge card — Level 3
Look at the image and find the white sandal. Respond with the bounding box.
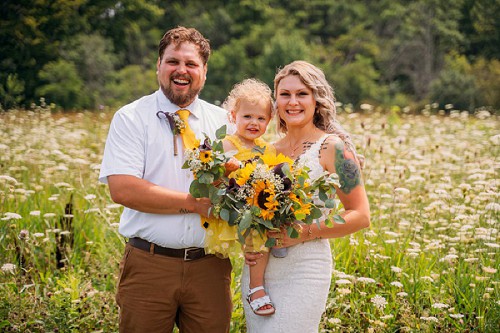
[247,286,275,316]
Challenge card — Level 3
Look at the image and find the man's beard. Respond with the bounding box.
[161,80,203,107]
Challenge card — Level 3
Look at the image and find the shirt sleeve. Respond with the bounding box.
[99,108,145,184]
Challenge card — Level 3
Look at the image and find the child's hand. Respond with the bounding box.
[224,157,241,174]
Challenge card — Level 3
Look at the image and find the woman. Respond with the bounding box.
[242,60,370,332]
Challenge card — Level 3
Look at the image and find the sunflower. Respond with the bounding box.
[294,202,312,218]
[248,180,267,206]
[260,152,294,168]
[236,162,256,186]
[200,150,212,163]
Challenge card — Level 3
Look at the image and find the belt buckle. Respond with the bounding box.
[184,247,197,261]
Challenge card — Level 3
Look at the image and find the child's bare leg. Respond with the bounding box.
[249,250,272,310]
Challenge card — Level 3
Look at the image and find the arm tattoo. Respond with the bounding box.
[179,208,191,214]
[334,142,360,194]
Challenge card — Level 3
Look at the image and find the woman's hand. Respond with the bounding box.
[267,223,308,248]
[244,251,264,266]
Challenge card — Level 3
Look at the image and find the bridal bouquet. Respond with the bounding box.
[183,125,344,250]
[217,152,343,247]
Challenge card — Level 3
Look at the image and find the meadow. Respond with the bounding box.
[0,103,498,332]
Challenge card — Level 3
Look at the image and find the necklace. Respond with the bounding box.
[289,132,317,157]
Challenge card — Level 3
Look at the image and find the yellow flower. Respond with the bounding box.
[260,208,275,220]
[200,150,212,163]
[260,152,294,168]
[294,202,311,218]
[236,162,256,186]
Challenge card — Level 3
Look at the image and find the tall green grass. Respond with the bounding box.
[1,105,498,332]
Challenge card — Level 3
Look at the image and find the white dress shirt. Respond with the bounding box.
[99,89,229,248]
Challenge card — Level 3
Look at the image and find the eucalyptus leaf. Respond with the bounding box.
[199,172,215,184]
[333,214,346,224]
[325,198,336,208]
[288,226,299,238]
[220,208,230,221]
[216,125,227,139]
[239,210,252,230]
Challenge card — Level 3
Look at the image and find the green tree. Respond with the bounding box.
[0,0,89,106]
[61,33,116,108]
[470,58,500,109]
[36,60,86,109]
[429,54,478,110]
[330,55,386,107]
[0,74,25,110]
[104,64,157,108]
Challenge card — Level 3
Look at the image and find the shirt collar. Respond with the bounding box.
[156,89,201,119]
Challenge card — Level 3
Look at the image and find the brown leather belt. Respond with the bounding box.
[128,237,207,261]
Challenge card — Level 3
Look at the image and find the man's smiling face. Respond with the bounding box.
[157,42,207,107]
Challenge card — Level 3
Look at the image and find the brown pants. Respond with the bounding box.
[116,243,232,333]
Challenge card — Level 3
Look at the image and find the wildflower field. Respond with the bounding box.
[0,105,498,332]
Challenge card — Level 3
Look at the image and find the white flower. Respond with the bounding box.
[371,295,388,310]
[337,288,351,295]
[2,212,22,220]
[0,175,18,184]
[1,263,16,273]
[390,281,404,288]
[397,292,408,297]
[30,210,41,216]
[432,303,449,309]
[335,279,352,285]
[327,318,341,325]
[106,204,122,209]
[391,266,402,273]
[420,316,439,322]
[357,277,376,284]
[394,187,410,195]
[449,313,464,319]
[482,266,497,274]
[84,194,97,200]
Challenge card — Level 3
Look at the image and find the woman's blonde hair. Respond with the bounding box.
[274,60,357,154]
[222,78,273,120]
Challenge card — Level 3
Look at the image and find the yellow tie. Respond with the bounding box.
[176,109,198,149]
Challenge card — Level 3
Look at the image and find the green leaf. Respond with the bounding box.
[288,226,299,238]
[325,198,336,208]
[333,214,346,224]
[265,238,276,247]
[198,172,215,184]
[259,218,274,229]
[189,180,202,197]
[220,208,230,221]
[216,125,227,139]
[252,145,266,154]
[239,210,252,230]
[310,207,322,219]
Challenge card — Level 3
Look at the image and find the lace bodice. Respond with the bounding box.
[294,133,332,180]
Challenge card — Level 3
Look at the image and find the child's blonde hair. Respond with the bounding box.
[222,78,274,120]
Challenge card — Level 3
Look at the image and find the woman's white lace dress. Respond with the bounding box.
[241,134,334,333]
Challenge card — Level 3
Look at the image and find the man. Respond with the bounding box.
[99,27,231,333]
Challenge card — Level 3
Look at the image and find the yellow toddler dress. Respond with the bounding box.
[203,135,276,257]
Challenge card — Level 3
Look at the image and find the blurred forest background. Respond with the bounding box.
[1,0,499,112]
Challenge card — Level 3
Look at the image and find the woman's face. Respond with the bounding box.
[275,75,317,129]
